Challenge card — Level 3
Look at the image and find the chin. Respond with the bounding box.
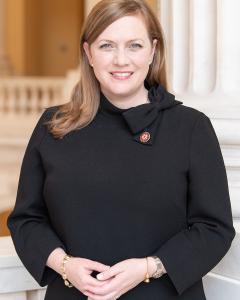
[102,83,130,93]
[109,87,134,96]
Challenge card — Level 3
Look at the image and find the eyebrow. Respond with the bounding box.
[98,39,144,43]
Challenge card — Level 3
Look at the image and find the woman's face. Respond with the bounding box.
[83,15,157,98]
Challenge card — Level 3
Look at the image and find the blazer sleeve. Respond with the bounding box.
[7,108,67,287]
[150,112,236,295]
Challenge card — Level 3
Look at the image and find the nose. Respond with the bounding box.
[113,48,130,65]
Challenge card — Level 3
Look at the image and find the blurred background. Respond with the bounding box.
[0,0,239,299]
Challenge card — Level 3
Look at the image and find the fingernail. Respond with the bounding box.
[97,273,103,279]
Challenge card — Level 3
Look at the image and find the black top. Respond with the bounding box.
[7,79,236,300]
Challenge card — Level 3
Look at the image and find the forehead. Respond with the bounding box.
[96,15,149,42]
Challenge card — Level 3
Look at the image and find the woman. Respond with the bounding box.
[7,0,235,299]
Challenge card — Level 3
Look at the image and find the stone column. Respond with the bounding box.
[0,0,12,76]
[158,0,240,115]
[157,1,240,299]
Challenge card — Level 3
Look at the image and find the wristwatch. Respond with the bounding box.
[151,256,165,278]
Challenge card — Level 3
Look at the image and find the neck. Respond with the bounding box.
[100,86,149,110]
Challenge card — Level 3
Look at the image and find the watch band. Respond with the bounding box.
[151,255,165,278]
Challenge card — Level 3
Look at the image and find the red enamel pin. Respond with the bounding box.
[139,131,151,143]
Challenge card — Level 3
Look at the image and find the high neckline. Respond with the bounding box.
[99,79,183,146]
[99,79,158,115]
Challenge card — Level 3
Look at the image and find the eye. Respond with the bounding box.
[131,43,142,48]
[99,43,143,49]
[99,43,113,49]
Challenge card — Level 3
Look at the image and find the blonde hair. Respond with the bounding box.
[45,0,168,139]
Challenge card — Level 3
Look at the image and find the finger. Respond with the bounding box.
[86,276,136,299]
[86,276,117,295]
[96,266,121,280]
[113,282,136,300]
[85,288,119,300]
[89,261,111,273]
[86,275,112,287]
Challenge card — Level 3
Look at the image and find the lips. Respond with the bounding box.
[110,71,134,73]
[110,72,134,79]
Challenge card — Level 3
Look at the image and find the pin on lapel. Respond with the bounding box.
[139,131,151,143]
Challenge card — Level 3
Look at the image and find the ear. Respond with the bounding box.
[83,41,93,65]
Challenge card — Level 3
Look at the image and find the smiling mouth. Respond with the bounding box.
[110,72,134,80]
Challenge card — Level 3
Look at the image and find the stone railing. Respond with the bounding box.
[0,76,67,215]
[0,236,47,300]
[0,76,65,115]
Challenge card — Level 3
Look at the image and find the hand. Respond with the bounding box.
[84,258,147,300]
[64,257,113,297]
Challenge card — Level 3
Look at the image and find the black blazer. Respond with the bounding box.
[7,81,236,300]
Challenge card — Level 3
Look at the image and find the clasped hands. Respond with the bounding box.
[64,256,155,300]
[87,258,148,300]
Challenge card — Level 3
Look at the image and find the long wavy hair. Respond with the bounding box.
[45,0,168,139]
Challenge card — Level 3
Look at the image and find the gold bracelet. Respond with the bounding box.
[143,257,150,283]
[61,254,73,288]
